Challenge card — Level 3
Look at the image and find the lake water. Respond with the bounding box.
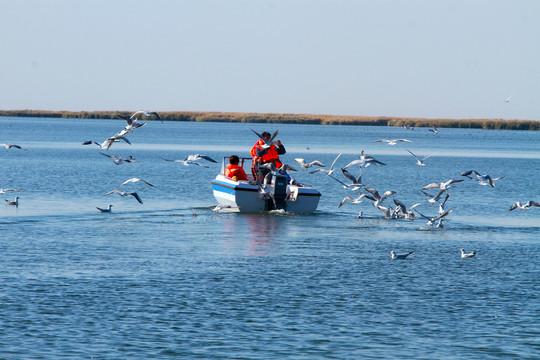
[1,117,539,359]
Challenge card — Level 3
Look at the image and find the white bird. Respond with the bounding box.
[163,154,218,167]
[373,138,413,146]
[429,127,439,135]
[505,95,512,103]
[364,187,396,208]
[393,199,421,219]
[436,193,450,214]
[294,158,325,170]
[0,143,29,151]
[104,190,143,204]
[117,113,147,132]
[421,188,448,205]
[414,209,453,229]
[115,178,155,189]
[422,179,464,190]
[83,133,131,151]
[338,193,375,208]
[403,124,415,131]
[0,188,22,194]
[129,110,163,123]
[509,200,540,211]
[344,150,386,169]
[100,153,141,165]
[460,248,476,258]
[407,149,435,168]
[341,167,366,188]
[5,196,19,206]
[310,153,341,175]
[96,204,113,213]
[461,170,505,188]
[390,250,414,260]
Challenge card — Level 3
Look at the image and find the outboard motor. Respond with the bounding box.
[269,173,288,210]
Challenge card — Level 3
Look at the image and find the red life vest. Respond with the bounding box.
[225,163,248,180]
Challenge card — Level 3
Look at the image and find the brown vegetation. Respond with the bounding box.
[0,110,538,131]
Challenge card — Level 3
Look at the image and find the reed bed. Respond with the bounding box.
[1,110,538,131]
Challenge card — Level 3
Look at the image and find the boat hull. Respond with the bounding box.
[211,175,321,213]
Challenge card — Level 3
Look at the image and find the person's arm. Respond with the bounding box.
[276,143,286,155]
[256,147,268,158]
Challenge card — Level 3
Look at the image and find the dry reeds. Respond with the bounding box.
[0,110,538,131]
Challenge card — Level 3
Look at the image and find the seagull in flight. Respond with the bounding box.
[104,190,143,204]
[460,248,476,258]
[310,153,341,175]
[421,188,448,205]
[294,158,325,170]
[0,143,29,151]
[505,95,512,103]
[338,193,375,208]
[461,170,505,187]
[100,153,141,165]
[390,250,414,260]
[344,150,386,169]
[115,177,155,189]
[96,204,113,213]
[163,154,218,167]
[414,209,452,229]
[83,132,131,151]
[393,198,421,219]
[429,127,439,135]
[373,138,413,146]
[364,187,396,208]
[422,179,463,191]
[407,149,435,168]
[129,110,163,123]
[117,113,148,132]
[509,200,540,211]
[0,188,22,194]
[5,196,19,206]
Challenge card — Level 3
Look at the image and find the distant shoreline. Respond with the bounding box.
[1,110,538,131]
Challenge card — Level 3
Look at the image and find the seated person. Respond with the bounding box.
[250,131,286,181]
[225,155,248,181]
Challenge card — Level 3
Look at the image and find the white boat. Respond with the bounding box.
[211,157,321,213]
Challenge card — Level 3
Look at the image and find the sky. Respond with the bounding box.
[1,0,539,120]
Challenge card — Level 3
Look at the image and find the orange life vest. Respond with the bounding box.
[225,163,248,180]
[250,140,283,168]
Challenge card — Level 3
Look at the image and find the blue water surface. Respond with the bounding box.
[0,117,539,359]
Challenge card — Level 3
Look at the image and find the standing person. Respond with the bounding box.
[250,131,286,181]
[225,155,248,181]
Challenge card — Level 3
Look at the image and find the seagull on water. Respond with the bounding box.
[373,138,413,146]
[163,154,218,167]
[509,200,540,211]
[100,153,141,165]
[460,248,476,258]
[390,250,414,260]
[310,153,342,175]
[5,196,19,206]
[407,149,435,168]
[104,190,143,204]
[461,170,505,188]
[115,177,155,189]
[96,204,113,213]
[0,143,29,151]
[294,158,325,170]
